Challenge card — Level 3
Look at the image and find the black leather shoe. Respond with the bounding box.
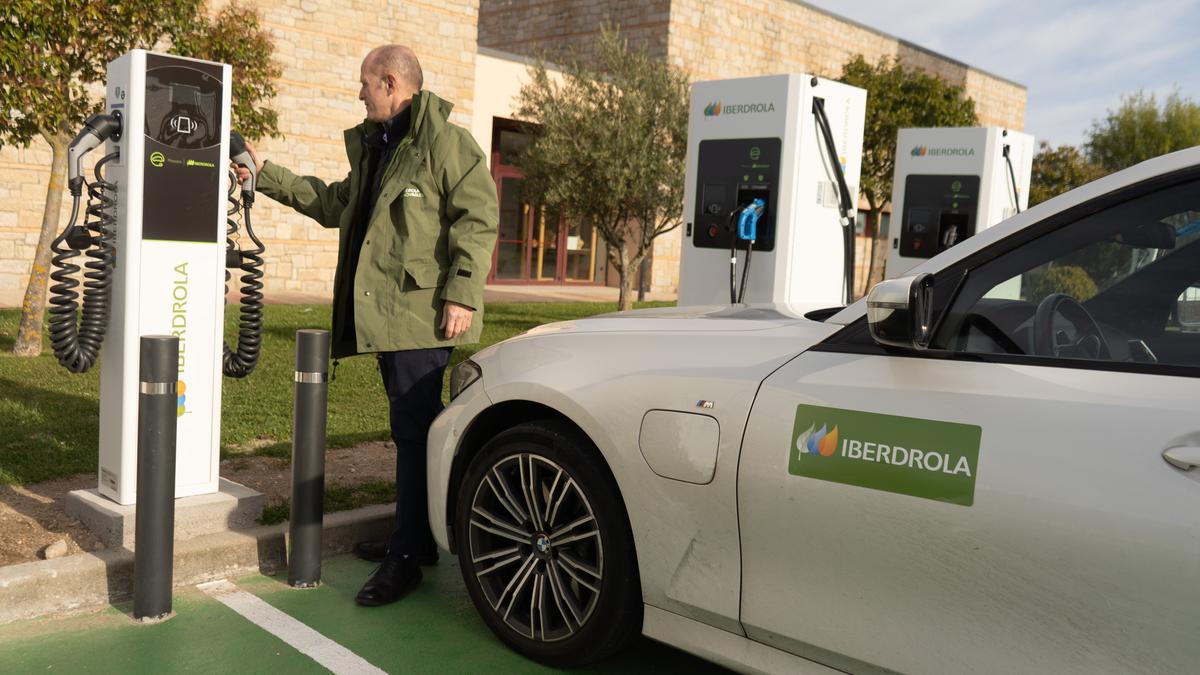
[355,558,422,607]
[353,541,439,566]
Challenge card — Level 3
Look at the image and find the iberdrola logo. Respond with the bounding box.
[796,423,839,458]
[704,101,722,117]
[177,379,187,417]
[911,146,928,157]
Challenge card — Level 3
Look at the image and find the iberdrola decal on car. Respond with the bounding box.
[789,404,982,506]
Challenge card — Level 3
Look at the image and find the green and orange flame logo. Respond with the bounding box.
[796,423,839,458]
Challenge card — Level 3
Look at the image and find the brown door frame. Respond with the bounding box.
[489,166,533,284]
[487,119,599,285]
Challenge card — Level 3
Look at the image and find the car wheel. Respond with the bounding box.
[454,420,641,667]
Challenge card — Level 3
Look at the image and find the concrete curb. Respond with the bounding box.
[0,503,393,626]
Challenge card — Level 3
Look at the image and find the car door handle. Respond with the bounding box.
[1163,446,1200,470]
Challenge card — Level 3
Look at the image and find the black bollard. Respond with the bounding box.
[133,335,179,621]
[289,329,330,588]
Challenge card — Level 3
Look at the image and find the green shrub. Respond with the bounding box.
[1027,265,1098,302]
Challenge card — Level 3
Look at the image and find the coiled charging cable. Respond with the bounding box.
[48,113,122,373]
[222,131,265,378]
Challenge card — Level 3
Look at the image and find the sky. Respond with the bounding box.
[803,0,1200,148]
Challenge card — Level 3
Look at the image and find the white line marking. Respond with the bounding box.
[198,579,385,675]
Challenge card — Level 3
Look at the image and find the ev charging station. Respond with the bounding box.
[100,51,230,503]
[886,127,1033,278]
[49,50,265,505]
[677,74,866,307]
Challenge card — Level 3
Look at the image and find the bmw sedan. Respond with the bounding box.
[427,147,1200,674]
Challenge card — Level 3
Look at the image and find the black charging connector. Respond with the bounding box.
[65,226,94,251]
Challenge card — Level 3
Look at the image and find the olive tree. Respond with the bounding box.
[514,27,688,310]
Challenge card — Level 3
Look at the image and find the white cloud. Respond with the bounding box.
[804,0,1200,146]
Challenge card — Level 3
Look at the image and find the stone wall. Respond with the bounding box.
[479,0,672,63]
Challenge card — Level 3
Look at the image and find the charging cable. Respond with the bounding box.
[728,204,745,304]
[812,95,857,305]
[222,130,266,378]
[48,113,122,373]
[736,199,765,303]
[1003,143,1021,215]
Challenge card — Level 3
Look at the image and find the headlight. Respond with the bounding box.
[449,359,482,401]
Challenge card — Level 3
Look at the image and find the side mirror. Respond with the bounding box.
[867,273,934,350]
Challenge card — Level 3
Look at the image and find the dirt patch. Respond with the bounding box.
[0,442,396,568]
[0,475,100,567]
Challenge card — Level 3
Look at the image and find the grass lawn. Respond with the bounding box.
[0,301,671,485]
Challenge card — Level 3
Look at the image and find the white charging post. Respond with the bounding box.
[677,74,866,307]
[98,50,231,504]
[885,127,1034,279]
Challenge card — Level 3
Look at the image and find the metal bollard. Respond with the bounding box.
[289,329,330,588]
[134,335,179,621]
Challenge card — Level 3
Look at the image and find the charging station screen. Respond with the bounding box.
[898,174,979,258]
[692,138,780,252]
[142,54,223,243]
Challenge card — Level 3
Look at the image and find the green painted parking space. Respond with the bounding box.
[0,590,319,673]
[0,555,730,673]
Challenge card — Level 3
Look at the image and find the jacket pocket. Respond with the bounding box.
[404,260,447,289]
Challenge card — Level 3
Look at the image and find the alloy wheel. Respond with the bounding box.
[467,452,604,642]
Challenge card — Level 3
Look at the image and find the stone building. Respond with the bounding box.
[0,0,1025,304]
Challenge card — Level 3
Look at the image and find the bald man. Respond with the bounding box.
[236,45,498,606]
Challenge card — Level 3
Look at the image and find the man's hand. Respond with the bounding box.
[230,140,263,186]
[440,301,475,339]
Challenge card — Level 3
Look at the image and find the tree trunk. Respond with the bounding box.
[636,255,649,302]
[863,207,882,295]
[870,211,889,288]
[615,246,635,311]
[13,131,71,357]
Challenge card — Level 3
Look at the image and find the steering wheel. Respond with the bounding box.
[1032,293,1112,359]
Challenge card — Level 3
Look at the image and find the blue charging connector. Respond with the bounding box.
[738,199,765,241]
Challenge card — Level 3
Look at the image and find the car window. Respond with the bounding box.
[939,178,1200,369]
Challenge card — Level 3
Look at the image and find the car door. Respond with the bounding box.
[737,176,1200,674]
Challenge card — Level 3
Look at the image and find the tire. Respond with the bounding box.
[454,420,642,667]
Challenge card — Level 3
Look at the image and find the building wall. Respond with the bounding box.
[0,0,481,304]
[472,49,568,169]
[479,0,672,62]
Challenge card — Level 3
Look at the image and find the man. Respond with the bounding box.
[235,45,498,606]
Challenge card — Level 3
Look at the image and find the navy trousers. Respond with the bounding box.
[376,348,452,562]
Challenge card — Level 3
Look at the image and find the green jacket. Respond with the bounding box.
[257,91,499,358]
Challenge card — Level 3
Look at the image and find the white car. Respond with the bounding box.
[428,147,1200,674]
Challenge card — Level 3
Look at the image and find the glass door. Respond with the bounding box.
[563,217,603,282]
[489,118,605,284]
[492,174,531,281]
[533,206,560,281]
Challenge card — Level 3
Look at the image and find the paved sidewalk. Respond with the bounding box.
[0,554,726,673]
